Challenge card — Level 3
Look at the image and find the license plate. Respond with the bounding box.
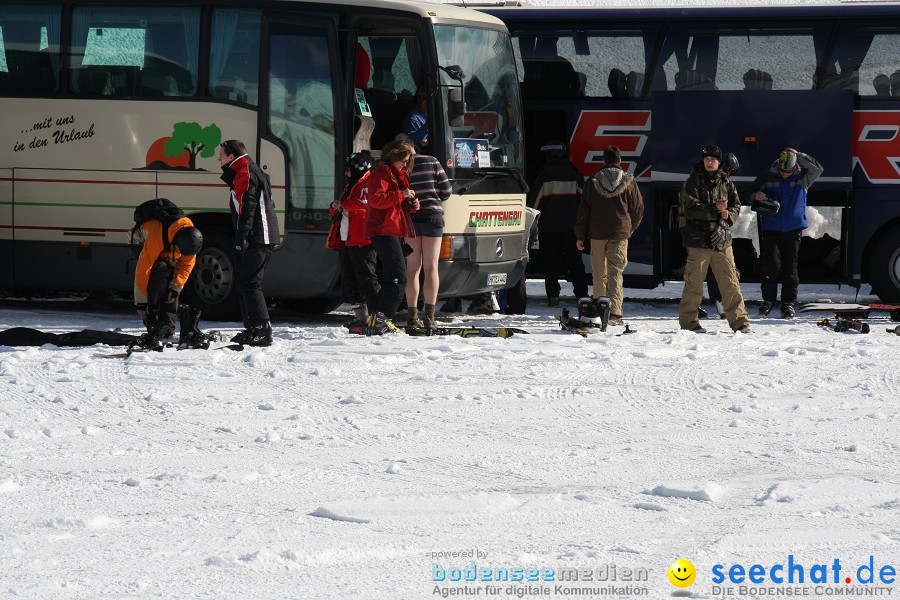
[487,273,507,286]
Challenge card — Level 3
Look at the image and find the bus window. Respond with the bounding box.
[209,9,260,105]
[434,25,523,172]
[514,27,658,99]
[652,24,829,92]
[268,29,335,229]
[359,35,423,151]
[0,5,60,94]
[70,6,199,97]
[830,23,900,97]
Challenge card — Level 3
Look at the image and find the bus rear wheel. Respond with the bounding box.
[869,224,900,303]
[183,228,241,321]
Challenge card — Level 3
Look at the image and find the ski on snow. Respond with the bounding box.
[344,324,527,338]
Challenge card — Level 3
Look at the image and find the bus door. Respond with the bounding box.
[354,28,426,154]
[260,16,341,298]
[650,90,853,283]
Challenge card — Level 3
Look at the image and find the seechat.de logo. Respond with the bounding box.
[668,558,697,588]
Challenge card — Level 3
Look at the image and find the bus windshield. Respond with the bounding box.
[434,25,523,174]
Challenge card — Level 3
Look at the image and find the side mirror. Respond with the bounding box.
[448,86,466,126]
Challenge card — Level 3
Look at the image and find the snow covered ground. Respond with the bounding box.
[2,281,899,600]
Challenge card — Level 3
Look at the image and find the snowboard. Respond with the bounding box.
[816,318,870,334]
[94,342,243,359]
[405,326,526,338]
[798,302,900,321]
[345,324,525,338]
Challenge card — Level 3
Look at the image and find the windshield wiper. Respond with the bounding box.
[457,171,500,195]
[473,166,529,194]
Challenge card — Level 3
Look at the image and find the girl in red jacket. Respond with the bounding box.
[365,139,419,333]
[328,152,379,325]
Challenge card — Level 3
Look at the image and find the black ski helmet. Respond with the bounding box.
[751,196,781,217]
[345,151,373,183]
[722,153,740,176]
[173,226,203,256]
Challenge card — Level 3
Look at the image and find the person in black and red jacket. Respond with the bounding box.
[327,151,379,326]
[218,139,281,346]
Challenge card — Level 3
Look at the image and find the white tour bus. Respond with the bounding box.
[0,0,527,318]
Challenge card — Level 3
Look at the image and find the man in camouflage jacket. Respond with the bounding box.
[678,145,750,333]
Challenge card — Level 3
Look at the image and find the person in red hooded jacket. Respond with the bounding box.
[365,139,419,333]
[327,151,379,325]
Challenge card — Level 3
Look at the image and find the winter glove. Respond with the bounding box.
[708,221,728,251]
[165,289,179,305]
[234,238,249,254]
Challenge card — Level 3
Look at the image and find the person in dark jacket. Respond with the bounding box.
[678,145,750,333]
[218,139,281,346]
[574,146,643,325]
[366,139,420,334]
[528,140,588,306]
[753,148,824,318]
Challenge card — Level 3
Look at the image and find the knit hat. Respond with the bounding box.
[701,145,722,161]
[778,149,798,172]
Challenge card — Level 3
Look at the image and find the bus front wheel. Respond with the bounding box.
[869,224,900,303]
[183,228,241,321]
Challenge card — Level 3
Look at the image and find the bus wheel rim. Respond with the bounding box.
[194,247,234,305]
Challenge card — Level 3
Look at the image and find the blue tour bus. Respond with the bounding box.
[481,2,900,302]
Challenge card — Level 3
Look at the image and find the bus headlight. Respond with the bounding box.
[440,235,469,260]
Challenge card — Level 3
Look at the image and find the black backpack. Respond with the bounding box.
[130,198,185,255]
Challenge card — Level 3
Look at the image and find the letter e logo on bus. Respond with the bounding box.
[570,110,651,178]
[855,110,900,183]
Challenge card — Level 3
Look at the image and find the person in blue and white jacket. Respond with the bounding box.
[753,148,823,319]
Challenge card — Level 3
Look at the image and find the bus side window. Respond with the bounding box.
[0,6,61,95]
[78,66,114,95]
[210,9,260,105]
[743,69,773,90]
[523,56,581,98]
[625,71,644,98]
[608,67,627,98]
[675,69,716,91]
[832,23,900,96]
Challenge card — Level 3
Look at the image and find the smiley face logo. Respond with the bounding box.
[668,558,696,588]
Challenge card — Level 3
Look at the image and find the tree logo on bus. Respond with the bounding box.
[138,122,222,171]
[570,110,651,179]
[855,111,900,183]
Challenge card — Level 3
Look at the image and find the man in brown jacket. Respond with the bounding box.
[574,146,644,325]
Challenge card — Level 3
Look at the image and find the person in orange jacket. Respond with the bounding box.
[365,139,419,333]
[132,215,203,340]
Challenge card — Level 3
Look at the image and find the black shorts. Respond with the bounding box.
[412,214,444,237]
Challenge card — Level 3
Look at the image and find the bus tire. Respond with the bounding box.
[182,228,241,321]
[869,223,900,303]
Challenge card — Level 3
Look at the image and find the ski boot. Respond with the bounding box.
[577,296,611,332]
[177,304,210,349]
[345,303,369,328]
[367,312,401,335]
[243,322,273,347]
